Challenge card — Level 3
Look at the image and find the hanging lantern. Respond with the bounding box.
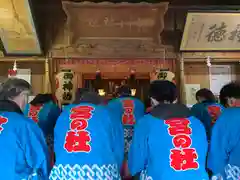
[8,61,17,77]
[94,69,102,90]
[150,68,176,84]
[96,69,102,81]
[55,69,75,104]
[98,89,106,96]
[8,69,17,77]
[128,69,136,88]
[131,89,136,96]
[129,69,136,81]
[206,56,211,67]
[158,69,176,84]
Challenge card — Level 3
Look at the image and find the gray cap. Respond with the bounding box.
[0,78,31,100]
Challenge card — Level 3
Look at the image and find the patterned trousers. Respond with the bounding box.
[122,128,134,179]
[212,164,240,180]
[49,164,121,180]
[45,134,55,166]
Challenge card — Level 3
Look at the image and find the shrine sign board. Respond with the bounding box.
[52,2,169,58]
[180,12,240,51]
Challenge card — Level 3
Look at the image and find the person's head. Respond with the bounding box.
[117,85,131,97]
[0,78,31,110]
[77,92,105,105]
[149,80,177,106]
[195,88,215,103]
[30,94,55,106]
[220,81,240,107]
[73,88,90,104]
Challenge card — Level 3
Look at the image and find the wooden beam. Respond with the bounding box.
[59,64,163,73]
[184,58,240,63]
[179,54,186,104]
[182,52,240,60]
[0,57,46,62]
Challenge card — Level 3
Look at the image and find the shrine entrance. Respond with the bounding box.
[55,58,176,102]
[49,2,179,104]
[83,77,150,100]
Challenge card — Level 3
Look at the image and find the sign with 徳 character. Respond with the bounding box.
[180,12,240,51]
[55,69,75,104]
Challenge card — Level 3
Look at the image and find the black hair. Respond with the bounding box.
[220,81,240,107]
[149,80,177,103]
[117,85,131,97]
[76,92,105,105]
[0,78,31,100]
[30,94,55,105]
[195,88,215,102]
[73,88,90,104]
[144,98,151,108]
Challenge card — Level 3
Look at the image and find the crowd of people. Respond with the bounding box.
[0,78,240,180]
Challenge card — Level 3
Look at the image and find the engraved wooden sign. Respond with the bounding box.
[62,2,168,43]
[52,2,170,58]
[181,12,240,51]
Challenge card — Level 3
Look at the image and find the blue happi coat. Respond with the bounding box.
[49,103,122,180]
[105,105,125,169]
[0,100,50,180]
[108,96,145,156]
[24,101,61,148]
[128,104,209,180]
[208,107,240,180]
[191,101,224,139]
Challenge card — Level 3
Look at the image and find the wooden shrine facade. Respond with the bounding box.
[55,58,176,88]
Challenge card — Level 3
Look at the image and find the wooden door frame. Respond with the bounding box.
[82,72,150,79]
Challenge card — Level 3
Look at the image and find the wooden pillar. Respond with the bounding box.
[179,54,186,104]
[44,57,50,93]
[47,53,53,94]
[77,73,83,88]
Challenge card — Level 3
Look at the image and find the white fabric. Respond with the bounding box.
[150,98,159,107]
[49,164,121,180]
[140,170,153,180]
[212,164,240,180]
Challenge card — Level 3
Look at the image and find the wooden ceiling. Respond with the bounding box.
[0,0,238,56]
[63,0,239,5]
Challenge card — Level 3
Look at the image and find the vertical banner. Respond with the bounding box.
[55,70,75,104]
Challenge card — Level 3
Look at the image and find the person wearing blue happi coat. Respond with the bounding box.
[108,85,145,178]
[208,82,240,180]
[61,88,90,111]
[105,105,125,169]
[49,92,122,180]
[24,94,61,166]
[128,80,209,180]
[0,78,50,180]
[72,88,90,104]
[191,88,224,140]
[75,91,124,170]
[24,94,61,142]
[108,85,145,154]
